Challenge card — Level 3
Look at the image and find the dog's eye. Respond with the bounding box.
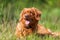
[39,14,41,17]
[37,14,41,17]
[30,11,35,15]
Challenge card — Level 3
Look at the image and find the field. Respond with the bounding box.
[0,0,60,40]
[0,8,60,40]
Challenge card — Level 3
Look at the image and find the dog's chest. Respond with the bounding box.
[22,28,33,36]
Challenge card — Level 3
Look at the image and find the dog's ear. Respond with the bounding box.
[20,8,27,18]
[35,9,42,20]
[19,8,27,21]
[32,7,42,20]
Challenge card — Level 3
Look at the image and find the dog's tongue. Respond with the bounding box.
[25,21,30,25]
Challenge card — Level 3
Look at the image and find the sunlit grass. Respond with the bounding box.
[0,8,60,40]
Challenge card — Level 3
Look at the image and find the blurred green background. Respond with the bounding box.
[0,0,60,40]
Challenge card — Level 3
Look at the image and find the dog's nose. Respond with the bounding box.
[25,14,29,18]
[25,15,29,17]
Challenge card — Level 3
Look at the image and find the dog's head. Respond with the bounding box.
[20,7,42,28]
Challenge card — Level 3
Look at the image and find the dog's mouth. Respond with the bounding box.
[25,20,30,25]
[25,18,34,29]
[25,20,32,29]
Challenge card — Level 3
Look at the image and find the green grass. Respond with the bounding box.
[0,0,60,40]
[0,8,60,40]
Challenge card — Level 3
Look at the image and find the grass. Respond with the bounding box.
[0,8,60,40]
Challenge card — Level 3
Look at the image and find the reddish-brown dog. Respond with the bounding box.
[15,7,60,38]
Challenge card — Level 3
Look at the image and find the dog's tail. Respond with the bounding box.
[51,32,60,37]
[46,29,60,37]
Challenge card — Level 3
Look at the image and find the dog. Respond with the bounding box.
[15,7,60,38]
